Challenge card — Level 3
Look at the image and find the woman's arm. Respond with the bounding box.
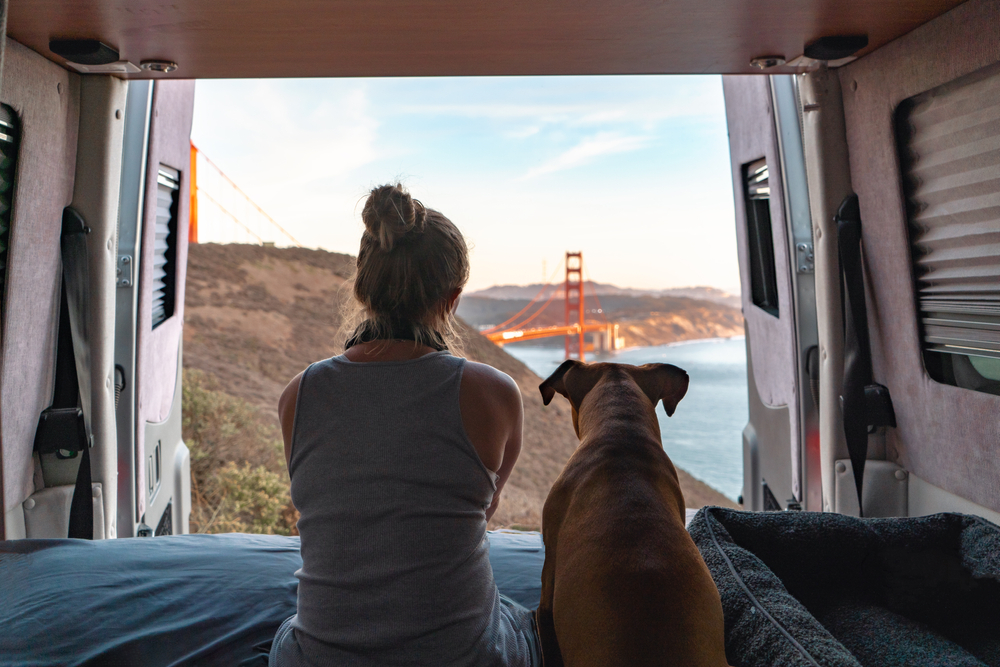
[460,362,524,522]
[486,388,522,522]
[278,371,304,468]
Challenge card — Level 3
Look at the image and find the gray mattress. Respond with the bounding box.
[0,529,544,666]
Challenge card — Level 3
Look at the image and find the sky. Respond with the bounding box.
[191,76,740,293]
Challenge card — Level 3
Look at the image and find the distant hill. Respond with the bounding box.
[183,243,739,530]
[469,282,741,309]
[457,291,744,349]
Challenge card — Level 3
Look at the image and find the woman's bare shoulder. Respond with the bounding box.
[459,360,523,474]
[461,360,521,401]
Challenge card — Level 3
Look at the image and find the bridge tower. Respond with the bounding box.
[564,251,586,361]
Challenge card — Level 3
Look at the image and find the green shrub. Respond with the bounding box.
[182,369,298,535]
[197,462,291,534]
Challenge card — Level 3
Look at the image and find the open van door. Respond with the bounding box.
[0,44,194,540]
[724,75,820,512]
[115,80,194,537]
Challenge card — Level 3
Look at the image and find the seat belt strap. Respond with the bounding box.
[61,207,94,539]
[32,207,94,538]
[836,194,896,517]
[33,290,93,537]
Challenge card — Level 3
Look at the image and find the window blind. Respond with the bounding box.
[0,105,20,323]
[897,63,1000,360]
[152,166,179,328]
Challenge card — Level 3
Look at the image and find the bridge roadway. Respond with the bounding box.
[486,322,610,345]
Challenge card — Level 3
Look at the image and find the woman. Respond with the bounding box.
[270,184,540,666]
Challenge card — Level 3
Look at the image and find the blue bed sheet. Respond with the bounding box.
[0,530,544,667]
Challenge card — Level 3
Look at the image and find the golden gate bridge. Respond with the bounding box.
[481,252,624,361]
[189,144,622,361]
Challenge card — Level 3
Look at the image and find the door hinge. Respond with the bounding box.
[116,254,133,287]
[796,242,814,273]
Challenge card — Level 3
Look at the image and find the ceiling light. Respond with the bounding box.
[140,60,179,73]
[750,56,786,70]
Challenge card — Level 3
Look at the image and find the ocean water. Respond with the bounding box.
[505,338,747,501]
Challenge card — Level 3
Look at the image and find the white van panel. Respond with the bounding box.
[69,76,127,538]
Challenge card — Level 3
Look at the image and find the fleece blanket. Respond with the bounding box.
[0,529,544,666]
[688,507,1000,667]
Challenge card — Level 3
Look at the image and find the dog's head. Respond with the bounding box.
[539,360,689,434]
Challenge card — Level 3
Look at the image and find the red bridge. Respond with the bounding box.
[484,252,623,361]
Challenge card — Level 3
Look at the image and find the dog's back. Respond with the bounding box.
[537,362,729,667]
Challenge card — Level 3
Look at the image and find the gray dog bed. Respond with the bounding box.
[687,507,1000,667]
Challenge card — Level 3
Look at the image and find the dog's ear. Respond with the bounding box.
[632,364,689,416]
[539,360,579,406]
[540,360,603,411]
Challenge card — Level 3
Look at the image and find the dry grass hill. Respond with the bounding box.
[182,243,738,533]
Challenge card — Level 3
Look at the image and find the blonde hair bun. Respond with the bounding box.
[347,182,470,354]
[361,183,427,252]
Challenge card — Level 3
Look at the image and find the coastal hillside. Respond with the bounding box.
[182,243,739,532]
[469,282,741,310]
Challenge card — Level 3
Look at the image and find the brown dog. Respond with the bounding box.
[536,360,729,667]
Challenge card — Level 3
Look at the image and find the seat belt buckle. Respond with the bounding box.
[864,383,896,430]
[33,406,88,457]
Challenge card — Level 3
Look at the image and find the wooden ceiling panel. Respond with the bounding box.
[8,0,968,78]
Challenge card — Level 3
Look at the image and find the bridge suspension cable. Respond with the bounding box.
[481,258,565,334]
[496,279,562,332]
[582,261,609,324]
[189,143,303,247]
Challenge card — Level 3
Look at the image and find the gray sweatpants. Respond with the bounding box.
[270,594,541,667]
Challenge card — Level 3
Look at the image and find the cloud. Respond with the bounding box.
[189,75,738,291]
[506,125,541,139]
[398,99,714,127]
[192,79,383,246]
[193,79,381,194]
[521,132,652,179]
[391,76,724,128]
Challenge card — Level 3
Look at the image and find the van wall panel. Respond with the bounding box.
[838,0,1000,512]
[0,40,79,516]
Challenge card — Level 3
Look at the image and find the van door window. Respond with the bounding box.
[743,158,780,317]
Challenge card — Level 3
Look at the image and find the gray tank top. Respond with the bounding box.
[288,351,533,666]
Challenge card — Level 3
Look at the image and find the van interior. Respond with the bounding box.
[2,0,1000,663]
